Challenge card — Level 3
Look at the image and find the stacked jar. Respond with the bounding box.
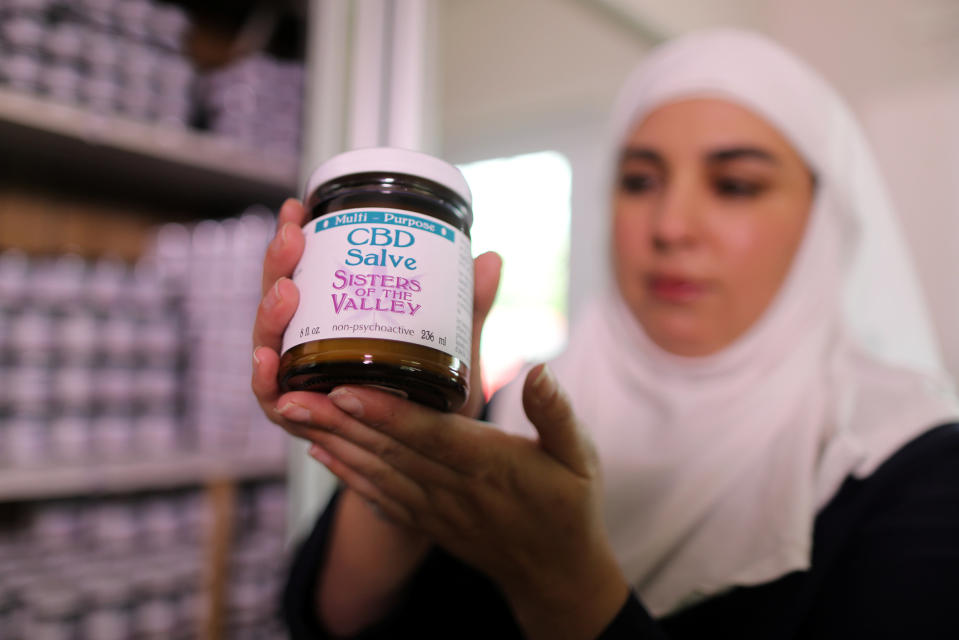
[0,0,194,127]
[148,207,289,456]
[198,53,304,158]
[0,251,186,468]
[0,481,288,639]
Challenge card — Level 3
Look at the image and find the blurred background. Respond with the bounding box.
[0,0,956,637]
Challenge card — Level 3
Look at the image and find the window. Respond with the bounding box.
[459,151,572,397]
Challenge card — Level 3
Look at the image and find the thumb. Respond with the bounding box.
[522,363,594,476]
[472,251,502,327]
[460,251,502,418]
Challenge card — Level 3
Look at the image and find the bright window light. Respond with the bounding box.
[459,151,571,397]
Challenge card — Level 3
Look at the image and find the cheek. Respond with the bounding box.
[611,211,651,272]
[715,210,807,298]
[718,222,772,261]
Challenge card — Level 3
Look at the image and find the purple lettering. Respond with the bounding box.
[331,293,360,313]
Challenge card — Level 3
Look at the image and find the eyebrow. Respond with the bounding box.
[621,147,665,170]
[620,145,779,168]
[707,147,779,165]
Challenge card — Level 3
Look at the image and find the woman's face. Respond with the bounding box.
[613,98,814,356]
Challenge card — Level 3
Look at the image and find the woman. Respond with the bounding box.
[251,29,959,639]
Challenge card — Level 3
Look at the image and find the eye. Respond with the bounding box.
[619,173,660,194]
[713,177,765,198]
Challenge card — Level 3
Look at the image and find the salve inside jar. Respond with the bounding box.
[279,147,474,412]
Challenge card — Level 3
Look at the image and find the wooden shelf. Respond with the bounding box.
[0,452,287,501]
[0,87,299,214]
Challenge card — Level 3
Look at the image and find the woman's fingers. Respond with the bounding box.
[251,199,306,411]
[251,345,281,412]
[252,277,299,352]
[261,199,307,296]
[460,252,503,418]
[305,435,425,521]
[277,390,484,532]
[276,390,467,489]
[473,251,502,324]
[521,363,596,478]
[309,443,415,526]
[277,197,307,227]
[320,386,504,475]
[250,277,297,419]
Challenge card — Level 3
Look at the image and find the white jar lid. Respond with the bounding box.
[305,147,473,213]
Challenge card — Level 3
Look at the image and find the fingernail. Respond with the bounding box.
[277,402,311,423]
[280,198,299,218]
[329,388,364,417]
[278,222,292,248]
[263,278,284,310]
[252,347,262,366]
[308,444,332,465]
[532,364,556,400]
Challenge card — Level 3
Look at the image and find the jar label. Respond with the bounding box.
[281,207,473,366]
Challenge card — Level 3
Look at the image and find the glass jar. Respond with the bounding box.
[82,574,133,640]
[278,148,474,412]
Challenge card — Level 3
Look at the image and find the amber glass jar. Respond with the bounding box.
[278,148,474,412]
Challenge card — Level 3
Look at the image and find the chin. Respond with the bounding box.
[639,312,722,357]
[652,333,721,357]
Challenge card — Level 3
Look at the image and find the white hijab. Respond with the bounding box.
[489,28,958,616]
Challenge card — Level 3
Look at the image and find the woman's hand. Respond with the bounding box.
[250,198,502,438]
[276,365,630,640]
[250,198,507,635]
[251,197,305,431]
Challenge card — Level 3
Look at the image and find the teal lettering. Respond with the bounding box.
[345,248,364,265]
[347,228,369,245]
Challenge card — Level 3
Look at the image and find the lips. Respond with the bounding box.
[647,273,709,302]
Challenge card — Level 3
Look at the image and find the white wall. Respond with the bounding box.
[439,0,651,322]
[762,0,959,377]
[860,81,959,376]
[439,0,649,143]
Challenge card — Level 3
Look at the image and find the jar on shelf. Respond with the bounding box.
[43,24,84,65]
[49,412,91,464]
[11,311,55,367]
[134,411,180,459]
[82,574,133,640]
[22,583,82,640]
[139,496,180,549]
[58,309,99,365]
[1,16,45,55]
[91,413,135,461]
[7,414,48,467]
[0,250,30,305]
[31,500,81,553]
[1,52,42,92]
[87,499,139,553]
[131,564,178,639]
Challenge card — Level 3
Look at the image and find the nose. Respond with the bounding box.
[650,183,700,251]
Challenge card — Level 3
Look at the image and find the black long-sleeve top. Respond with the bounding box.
[283,422,959,639]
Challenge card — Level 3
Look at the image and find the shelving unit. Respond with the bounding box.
[0,87,298,214]
[0,7,303,638]
[0,0,321,634]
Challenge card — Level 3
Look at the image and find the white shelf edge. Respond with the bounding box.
[0,87,298,190]
[0,452,288,501]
